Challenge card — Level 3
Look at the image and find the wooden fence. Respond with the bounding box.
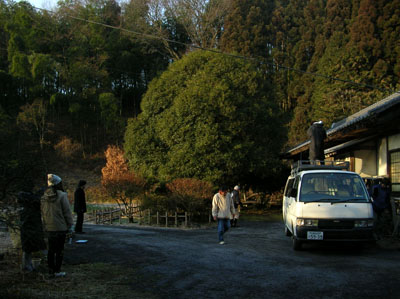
[92,208,123,225]
[91,207,212,227]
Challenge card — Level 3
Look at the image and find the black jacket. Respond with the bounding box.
[74,187,87,213]
[231,190,242,209]
[17,191,46,252]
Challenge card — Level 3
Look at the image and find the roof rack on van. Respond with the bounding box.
[291,160,350,176]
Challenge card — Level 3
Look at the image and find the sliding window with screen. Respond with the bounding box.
[390,151,400,194]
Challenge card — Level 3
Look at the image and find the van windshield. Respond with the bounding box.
[299,173,369,203]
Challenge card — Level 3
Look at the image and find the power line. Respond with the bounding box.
[16,5,400,95]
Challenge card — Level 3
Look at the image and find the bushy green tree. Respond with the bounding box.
[124,50,285,188]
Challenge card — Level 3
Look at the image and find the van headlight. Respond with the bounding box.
[354,219,374,228]
[296,219,318,227]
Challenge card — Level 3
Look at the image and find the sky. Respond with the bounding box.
[22,0,125,10]
[22,0,58,10]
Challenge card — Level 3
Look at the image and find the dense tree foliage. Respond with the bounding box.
[273,0,400,146]
[0,0,399,197]
[124,50,285,188]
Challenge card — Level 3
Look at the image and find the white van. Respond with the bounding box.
[282,161,375,250]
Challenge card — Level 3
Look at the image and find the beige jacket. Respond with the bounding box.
[41,188,73,232]
[212,192,235,219]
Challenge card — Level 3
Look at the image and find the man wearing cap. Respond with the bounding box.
[230,185,243,227]
[74,180,87,234]
[41,174,73,277]
[212,186,235,245]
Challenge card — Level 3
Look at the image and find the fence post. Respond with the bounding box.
[165,212,168,227]
[148,210,151,225]
[119,209,122,224]
[175,212,177,227]
[185,212,188,227]
[157,211,159,226]
[110,210,112,225]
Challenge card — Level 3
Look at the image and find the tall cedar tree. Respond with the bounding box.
[220,0,274,59]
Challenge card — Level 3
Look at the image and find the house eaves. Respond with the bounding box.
[327,92,400,136]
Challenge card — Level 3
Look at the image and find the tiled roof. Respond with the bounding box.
[285,91,400,155]
[327,92,400,135]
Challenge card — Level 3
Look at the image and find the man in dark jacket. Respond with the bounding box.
[307,121,327,163]
[74,180,87,233]
[372,178,390,213]
[18,189,47,272]
[372,178,391,239]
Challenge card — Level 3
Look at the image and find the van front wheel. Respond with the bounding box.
[292,237,302,250]
[285,226,292,237]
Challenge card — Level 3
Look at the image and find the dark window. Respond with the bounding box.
[284,177,299,198]
[284,178,295,197]
[291,177,299,198]
[299,173,369,202]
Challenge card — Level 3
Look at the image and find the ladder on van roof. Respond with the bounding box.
[291,160,350,176]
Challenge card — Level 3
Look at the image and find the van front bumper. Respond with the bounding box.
[296,227,374,241]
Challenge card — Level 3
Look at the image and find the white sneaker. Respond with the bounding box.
[54,272,66,277]
[219,241,225,245]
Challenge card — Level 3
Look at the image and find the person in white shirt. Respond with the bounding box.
[212,186,235,245]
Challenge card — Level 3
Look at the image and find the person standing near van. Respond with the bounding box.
[41,174,73,277]
[372,178,391,238]
[212,186,235,245]
[307,121,327,163]
[74,180,87,234]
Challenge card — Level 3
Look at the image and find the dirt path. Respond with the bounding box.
[64,220,400,299]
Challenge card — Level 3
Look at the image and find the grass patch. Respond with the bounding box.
[0,256,157,299]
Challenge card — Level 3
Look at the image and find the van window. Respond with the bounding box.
[291,177,299,198]
[284,177,299,198]
[284,178,295,197]
[299,173,369,203]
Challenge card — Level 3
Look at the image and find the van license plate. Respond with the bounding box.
[307,231,323,240]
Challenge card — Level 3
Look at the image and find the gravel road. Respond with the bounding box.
[64,220,400,299]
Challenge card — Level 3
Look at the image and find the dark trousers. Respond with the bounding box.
[47,232,66,274]
[75,212,84,232]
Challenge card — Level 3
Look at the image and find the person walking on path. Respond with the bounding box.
[41,174,73,278]
[307,120,327,163]
[74,180,87,234]
[17,183,47,272]
[212,186,235,245]
[230,185,243,227]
